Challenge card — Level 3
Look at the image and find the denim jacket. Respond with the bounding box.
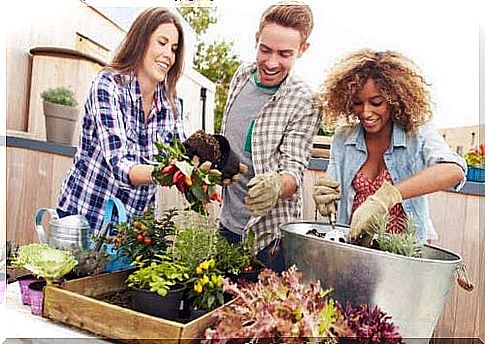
[326,122,467,241]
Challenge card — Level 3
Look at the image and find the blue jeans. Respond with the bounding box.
[219,226,285,273]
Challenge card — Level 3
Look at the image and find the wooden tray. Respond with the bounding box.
[43,270,224,343]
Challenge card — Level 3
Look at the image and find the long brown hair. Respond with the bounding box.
[108,7,185,116]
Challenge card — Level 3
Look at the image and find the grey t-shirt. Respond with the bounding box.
[220,74,279,234]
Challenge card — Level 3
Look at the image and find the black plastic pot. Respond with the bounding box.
[131,283,186,321]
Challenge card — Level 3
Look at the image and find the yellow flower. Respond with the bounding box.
[200,260,210,271]
[201,274,210,286]
[208,258,216,269]
[194,282,203,293]
[196,266,202,275]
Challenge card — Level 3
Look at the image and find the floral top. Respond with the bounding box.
[351,168,406,233]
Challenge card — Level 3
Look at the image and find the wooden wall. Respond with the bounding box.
[6,146,482,339]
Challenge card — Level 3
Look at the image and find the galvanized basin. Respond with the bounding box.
[281,221,470,339]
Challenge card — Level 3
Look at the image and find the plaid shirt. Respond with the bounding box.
[58,70,185,233]
[222,63,320,252]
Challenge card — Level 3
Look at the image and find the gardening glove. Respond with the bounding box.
[245,172,282,216]
[313,175,341,216]
[348,181,402,243]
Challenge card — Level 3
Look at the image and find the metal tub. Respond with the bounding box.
[281,222,471,339]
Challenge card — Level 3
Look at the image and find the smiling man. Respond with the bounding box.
[219,1,320,272]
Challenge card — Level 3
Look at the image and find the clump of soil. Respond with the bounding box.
[93,289,134,310]
[183,130,221,163]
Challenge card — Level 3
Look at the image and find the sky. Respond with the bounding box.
[97,0,482,129]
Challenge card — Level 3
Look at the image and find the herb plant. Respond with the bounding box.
[370,215,424,258]
[41,87,78,107]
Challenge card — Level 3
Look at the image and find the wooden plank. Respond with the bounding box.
[453,195,480,337]
[44,286,183,343]
[61,270,132,297]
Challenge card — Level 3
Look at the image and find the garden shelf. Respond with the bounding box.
[43,269,227,343]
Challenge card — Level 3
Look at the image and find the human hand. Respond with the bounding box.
[348,181,402,243]
[245,172,282,216]
[313,175,340,216]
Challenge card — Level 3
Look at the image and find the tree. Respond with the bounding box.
[177,5,241,133]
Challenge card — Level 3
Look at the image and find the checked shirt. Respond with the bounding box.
[58,70,185,233]
[221,63,321,253]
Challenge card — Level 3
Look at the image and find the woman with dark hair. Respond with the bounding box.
[313,49,466,244]
[57,8,186,232]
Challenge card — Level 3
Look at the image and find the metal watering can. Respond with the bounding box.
[281,222,473,340]
[35,208,90,250]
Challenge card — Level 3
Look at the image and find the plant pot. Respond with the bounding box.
[43,101,79,146]
[131,283,186,321]
[466,166,485,182]
[17,274,41,305]
[28,280,46,316]
[189,308,208,321]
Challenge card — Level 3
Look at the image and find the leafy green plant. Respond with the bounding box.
[41,87,78,107]
[126,255,189,297]
[214,238,251,276]
[113,209,178,261]
[368,215,424,258]
[189,258,225,311]
[11,244,77,284]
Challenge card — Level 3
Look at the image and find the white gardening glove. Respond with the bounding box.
[348,181,402,243]
[313,175,341,216]
[245,172,282,216]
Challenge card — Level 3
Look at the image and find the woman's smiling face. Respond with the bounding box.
[352,78,392,135]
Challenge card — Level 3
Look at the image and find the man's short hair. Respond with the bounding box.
[258,1,314,43]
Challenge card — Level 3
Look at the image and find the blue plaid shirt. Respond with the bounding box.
[58,70,186,233]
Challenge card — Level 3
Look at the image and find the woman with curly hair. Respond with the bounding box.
[313,49,466,245]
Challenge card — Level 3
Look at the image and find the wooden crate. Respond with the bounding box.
[43,270,224,343]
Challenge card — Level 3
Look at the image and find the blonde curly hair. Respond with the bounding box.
[317,49,433,133]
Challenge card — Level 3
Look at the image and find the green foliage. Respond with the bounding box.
[41,87,78,107]
[177,6,241,133]
[371,215,424,258]
[189,259,225,311]
[69,247,110,277]
[177,5,216,36]
[12,244,78,284]
[126,255,189,297]
[114,209,178,261]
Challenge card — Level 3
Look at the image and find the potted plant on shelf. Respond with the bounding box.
[126,255,189,321]
[41,86,79,146]
[464,144,485,182]
[11,244,77,315]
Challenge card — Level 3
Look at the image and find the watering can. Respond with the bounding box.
[35,208,90,250]
[91,197,132,273]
